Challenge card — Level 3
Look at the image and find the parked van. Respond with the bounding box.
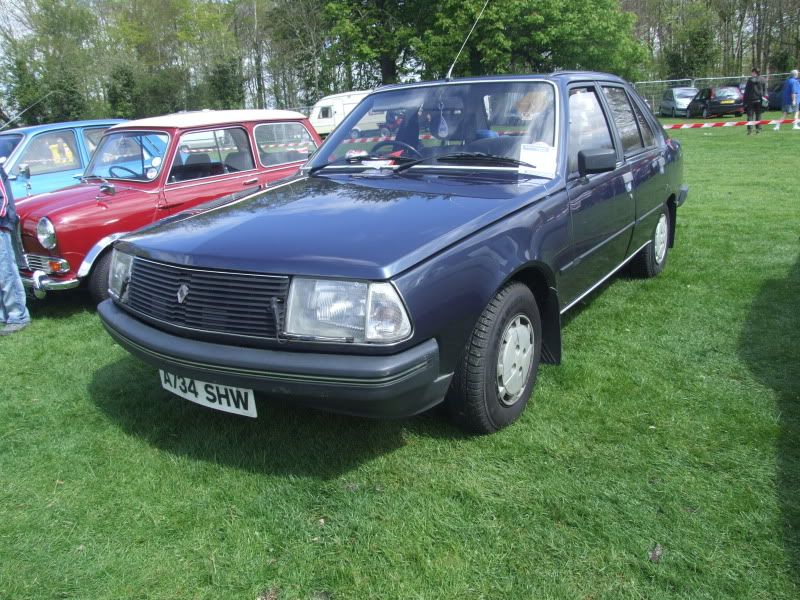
[309,90,371,136]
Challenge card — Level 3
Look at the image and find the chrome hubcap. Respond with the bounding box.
[654,213,668,264]
[496,314,534,406]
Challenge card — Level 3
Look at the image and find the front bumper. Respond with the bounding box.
[98,300,452,418]
[21,270,80,299]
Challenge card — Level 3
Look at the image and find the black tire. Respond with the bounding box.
[349,128,360,138]
[630,206,670,278]
[88,251,112,304]
[447,282,542,434]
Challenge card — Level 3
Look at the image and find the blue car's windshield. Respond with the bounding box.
[85,131,169,181]
[307,80,558,179]
[0,134,23,160]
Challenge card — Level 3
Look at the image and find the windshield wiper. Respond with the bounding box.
[394,151,536,173]
[307,153,416,176]
[78,174,109,183]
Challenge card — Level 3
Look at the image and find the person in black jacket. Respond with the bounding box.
[743,68,766,134]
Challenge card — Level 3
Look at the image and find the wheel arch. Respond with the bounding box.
[76,232,128,279]
[501,262,562,365]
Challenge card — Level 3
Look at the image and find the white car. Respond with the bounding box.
[659,87,698,117]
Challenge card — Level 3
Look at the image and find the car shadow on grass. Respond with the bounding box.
[89,355,466,480]
[739,256,800,586]
[27,288,95,320]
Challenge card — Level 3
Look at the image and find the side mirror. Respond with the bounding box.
[17,163,31,180]
[578,149,617,177]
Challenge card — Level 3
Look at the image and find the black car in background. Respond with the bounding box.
[687,86,744,118]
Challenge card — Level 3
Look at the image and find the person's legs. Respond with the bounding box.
[747,102,756,133]
[754,102,763,132]
[775,106,789,130]
[0,230,30,326]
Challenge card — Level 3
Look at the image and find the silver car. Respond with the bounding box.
[659,87,698,117]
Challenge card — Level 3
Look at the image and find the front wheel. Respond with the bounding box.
[88,251,112,305]
[447,282,542,434]
[630,207,670,278]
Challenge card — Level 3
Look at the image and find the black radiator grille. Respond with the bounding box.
[126,257,289,339]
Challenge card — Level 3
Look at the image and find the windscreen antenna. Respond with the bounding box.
[445,0,491,81]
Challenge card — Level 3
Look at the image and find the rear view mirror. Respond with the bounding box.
[17,163,31,180]
[578,149,616,177]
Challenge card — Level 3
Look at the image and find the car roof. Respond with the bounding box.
[373,71,629,93]
[0,119,126,136]
[113,109,307,130]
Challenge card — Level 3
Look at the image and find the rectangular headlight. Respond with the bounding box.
[285,278,411,343]
[108,249,133,301]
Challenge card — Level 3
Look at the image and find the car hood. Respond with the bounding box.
[120,173,557,280]
[15,182,150,223]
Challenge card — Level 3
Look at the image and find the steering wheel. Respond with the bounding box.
[108,165,139,178]
[370,140,422,158]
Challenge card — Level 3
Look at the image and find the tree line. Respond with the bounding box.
[0,0,798,126]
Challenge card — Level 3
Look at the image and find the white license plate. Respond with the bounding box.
[159,370,257,418]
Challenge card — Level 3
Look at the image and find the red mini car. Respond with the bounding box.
[15,109,320,302]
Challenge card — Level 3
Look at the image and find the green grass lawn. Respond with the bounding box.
[1,120,799,599]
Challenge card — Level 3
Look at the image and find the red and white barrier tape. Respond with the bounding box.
[663,118,799,130]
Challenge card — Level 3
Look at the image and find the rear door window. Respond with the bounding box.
[83,127,112,156]
[602,86,644,156]
[254,122,317,166]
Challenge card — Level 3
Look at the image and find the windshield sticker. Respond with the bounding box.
[151,156,162,168]
[146,167,158,180]
[519,142,556,177]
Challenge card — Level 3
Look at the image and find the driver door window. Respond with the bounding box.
[567,87,615,175]
[18,131,81,175]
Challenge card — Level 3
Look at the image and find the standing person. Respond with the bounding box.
[774,69,800,130]
[743,68,766,134]
[0,162,30,336]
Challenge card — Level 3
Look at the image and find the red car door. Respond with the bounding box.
[161,126,264,215]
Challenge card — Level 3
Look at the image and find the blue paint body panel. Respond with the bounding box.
[102,72,686,420]
[0,119,126,198]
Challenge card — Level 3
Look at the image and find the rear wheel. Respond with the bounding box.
[630,207,670,278]
[88,251,112,305]
[448,282,542,434]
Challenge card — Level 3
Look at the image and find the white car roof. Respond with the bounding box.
[110,109,307,130]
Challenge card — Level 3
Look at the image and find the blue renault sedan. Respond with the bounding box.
[99,72,688,433]
[0,119,125,198]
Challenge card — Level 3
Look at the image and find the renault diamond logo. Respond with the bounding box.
[176,283,189,304]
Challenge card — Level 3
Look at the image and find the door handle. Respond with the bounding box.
[243,178,258,185]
